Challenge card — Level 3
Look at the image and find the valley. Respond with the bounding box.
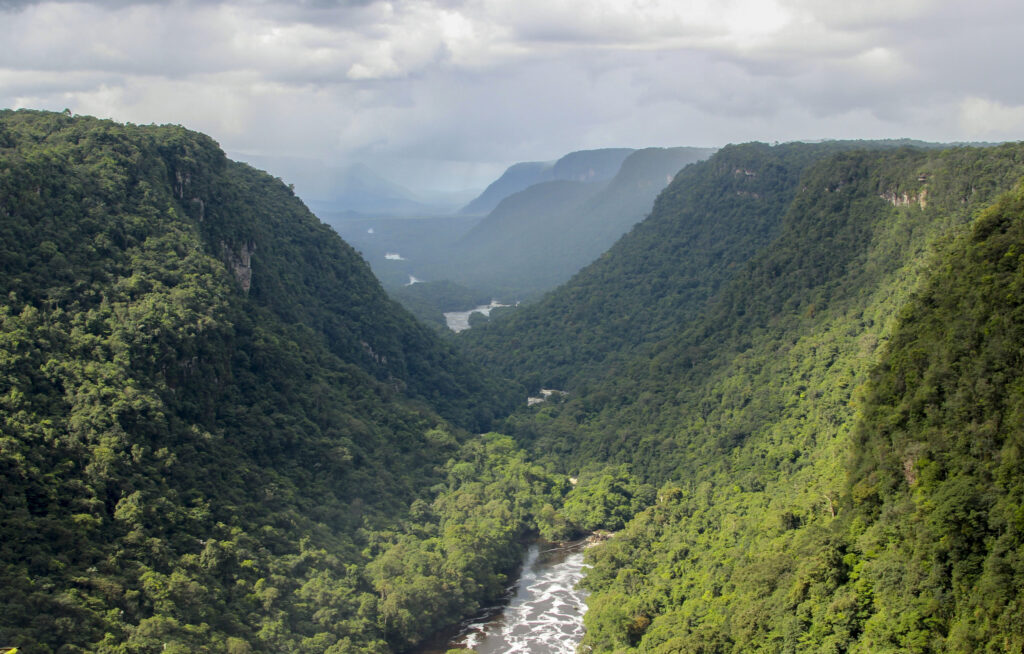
[326,147,714,327]
[2,110,1024,654]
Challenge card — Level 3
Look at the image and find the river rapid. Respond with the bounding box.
[417,538,590,653]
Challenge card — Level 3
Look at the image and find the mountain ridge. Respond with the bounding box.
[459,147,635,215]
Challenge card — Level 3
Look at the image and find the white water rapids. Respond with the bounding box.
[419,538,590,653]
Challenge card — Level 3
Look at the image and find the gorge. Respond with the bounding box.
[2,110,1024,654]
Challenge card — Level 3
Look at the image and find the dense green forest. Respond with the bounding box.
[4,109,1024,654]
[0,110,588,653]
[460,141,1024,652]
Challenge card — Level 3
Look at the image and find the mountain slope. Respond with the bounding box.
[0,110,531,654]
[460,141,1024,652]
[459,148,635,215]
[441,147,714,300]
[843,187,1024,651]
[460,141,859,386]
[460,161,552,215]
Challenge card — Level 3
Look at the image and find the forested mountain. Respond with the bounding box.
[460,141,1024,651]
[461,141,873,385]
[459,148,635,216]
[334,147,711,323]
[0,110,567,654]
[5,108,1023,654]
[440,147,714,300]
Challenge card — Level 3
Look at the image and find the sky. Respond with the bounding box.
[2,0,1023,203]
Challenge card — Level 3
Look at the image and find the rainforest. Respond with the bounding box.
[2,109,1024,654]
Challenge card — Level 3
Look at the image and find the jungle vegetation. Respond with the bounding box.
[0,110,590,653]
[4,108,1024,654]
[464,141,1024,653]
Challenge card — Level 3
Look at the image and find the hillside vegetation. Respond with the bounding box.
[462,141,901,386]
[462,141,1024,652]
[0,110,566,654]
[5,109,1024,653]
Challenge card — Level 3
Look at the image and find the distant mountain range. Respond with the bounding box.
[439,147,715,298]
[459,148,636,215]
[332,146,715,325]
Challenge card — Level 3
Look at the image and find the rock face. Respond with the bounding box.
[880,187,928,209]
[223,240,256,292]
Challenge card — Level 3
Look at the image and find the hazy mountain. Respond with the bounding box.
[460,161,551,215]
[305,163,456,216]
[459,148,635,215]
[440,146,714,301]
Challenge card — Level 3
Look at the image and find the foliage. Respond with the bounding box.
[460,141,1024,652]
[842,185,1024,652]
[6,109,1024,653]
[0,110,522,653]
[461,140,898,387]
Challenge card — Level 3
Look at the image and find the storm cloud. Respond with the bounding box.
[1,0,1021,197]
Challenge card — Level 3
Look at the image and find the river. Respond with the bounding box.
[417,538,590,653]
[443,301,511,332]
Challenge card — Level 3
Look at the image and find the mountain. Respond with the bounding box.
[337,147,710,321]
[427,147,714,302]
[0,110,557,654]
[459,148,635,215]
[8,108,1022,653]
[460,161,551,215]
[459,141,851,384]
[461,141,1024,651]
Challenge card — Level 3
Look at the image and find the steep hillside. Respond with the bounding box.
[460,161,549,215]
[838,184,1024,651]
[463,141,1024,651]
[460,141,862,386]
[0,110,545,654]
[449,178,600,294]
[441,147,714,300]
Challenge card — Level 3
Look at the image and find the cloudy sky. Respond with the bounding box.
[1,0,1022,201]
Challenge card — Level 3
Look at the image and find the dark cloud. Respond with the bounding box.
[2,0,1023,194]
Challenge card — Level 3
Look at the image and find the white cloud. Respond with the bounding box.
[0,0,1021,195]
